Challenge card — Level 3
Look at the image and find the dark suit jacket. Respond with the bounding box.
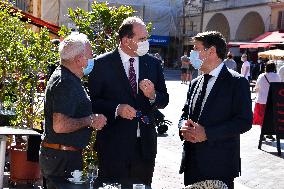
[88,48,169,163]
[179,65,252,184]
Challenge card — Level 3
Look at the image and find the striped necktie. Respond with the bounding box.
[129,58,137,96]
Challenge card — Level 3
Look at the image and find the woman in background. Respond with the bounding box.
[253,62,280,140]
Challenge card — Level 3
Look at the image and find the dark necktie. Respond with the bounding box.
[129,58,137,96]
[191,74,212,122]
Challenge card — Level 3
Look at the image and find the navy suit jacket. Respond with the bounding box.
[179,65,252,184]
[88,48,169,163]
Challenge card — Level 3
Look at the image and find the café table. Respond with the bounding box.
[50,177,88,189]
[50,176,152,189]
[0,126,41,188]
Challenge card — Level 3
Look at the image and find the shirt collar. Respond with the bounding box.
[209,62,224,78]
[118,47,138,63]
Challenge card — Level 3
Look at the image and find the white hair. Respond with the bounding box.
[59,33,90,62]
[121,16,146,27]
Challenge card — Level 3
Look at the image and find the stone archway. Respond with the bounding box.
[235,11,265,41]
[205,13,230,41]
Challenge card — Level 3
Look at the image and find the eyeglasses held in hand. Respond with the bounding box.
[136,111,150,125]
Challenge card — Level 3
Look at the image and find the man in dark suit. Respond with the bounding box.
[179,31,252,189]
[88,17,169,187]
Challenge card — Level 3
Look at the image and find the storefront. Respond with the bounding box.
[148,35,171,67]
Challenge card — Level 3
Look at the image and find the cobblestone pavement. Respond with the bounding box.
[3,69,284,189]
[152,69,284,189]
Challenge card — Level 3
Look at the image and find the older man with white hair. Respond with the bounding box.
[39,33,107,189]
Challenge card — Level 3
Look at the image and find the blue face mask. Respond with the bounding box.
[83,58,94,76]
[189,50,203,70]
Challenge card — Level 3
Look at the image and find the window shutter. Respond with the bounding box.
[278,11,282,29]
[282,11,284,29]
[278,11,284,30]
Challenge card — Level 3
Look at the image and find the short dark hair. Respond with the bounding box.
[118,17,145,41]
[227,52,233,59]
[193,31,227,60]
[118,24,134,41]
[265,62,277,73]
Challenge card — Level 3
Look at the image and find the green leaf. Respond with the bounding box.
[0,0,58,129]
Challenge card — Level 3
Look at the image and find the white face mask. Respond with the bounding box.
[135,40,149,56]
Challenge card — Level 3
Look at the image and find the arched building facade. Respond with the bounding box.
[202,5,271,42]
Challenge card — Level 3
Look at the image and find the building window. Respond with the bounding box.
[9,0,27,12]
[189,21,194,31]
[277,10,284,30]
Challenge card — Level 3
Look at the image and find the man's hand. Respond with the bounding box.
[139,79,155,100]
[90,114,107,130]
[180,119,207,143]
[180,119,195,141]
[117,104,136,120]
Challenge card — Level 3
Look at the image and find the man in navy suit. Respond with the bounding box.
[88,17,168,187]
[179,31,252,189]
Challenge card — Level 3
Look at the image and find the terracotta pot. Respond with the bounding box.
[9,145,40,182]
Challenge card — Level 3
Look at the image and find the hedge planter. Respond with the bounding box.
[9,143,40,187]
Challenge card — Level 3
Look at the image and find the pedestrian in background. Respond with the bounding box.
[241,54,251,81]
[223,52,237,71]
[179,31,252,189]
[278,64,284,82]
[188,61,194,82]
[180,51,190,84]
[154,52,164,69]
[253,62,280,140]
[40,33,107,189]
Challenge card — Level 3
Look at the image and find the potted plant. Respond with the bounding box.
[0,1,58,186]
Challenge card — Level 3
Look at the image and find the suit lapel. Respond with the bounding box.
[136,56,148,98]
[199,65,230,122]
[188,77,203,116]
[138,56,148,82]
[110,48,135,99]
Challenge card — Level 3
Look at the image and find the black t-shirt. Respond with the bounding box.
[44,65,92,148]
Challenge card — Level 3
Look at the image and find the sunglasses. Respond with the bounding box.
[136,111,150,125]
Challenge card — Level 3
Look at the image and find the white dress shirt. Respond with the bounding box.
[118,47,139,91]
[189,63,224,122]
[117,47,141,136]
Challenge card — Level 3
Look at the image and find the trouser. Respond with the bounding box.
[222,178,234,189]
[95,138,155,189]
[39,147,83,189]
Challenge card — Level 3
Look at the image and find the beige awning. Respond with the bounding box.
[258,49,284,59]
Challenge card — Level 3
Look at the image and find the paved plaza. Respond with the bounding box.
[3,69,284,189]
